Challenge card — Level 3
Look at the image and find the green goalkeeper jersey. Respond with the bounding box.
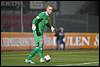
[32,12,51,35]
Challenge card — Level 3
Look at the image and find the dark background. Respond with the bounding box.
[1,1,99,33]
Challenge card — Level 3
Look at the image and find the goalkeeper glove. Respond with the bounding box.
[32,24,36,31]
[51,26,55,32]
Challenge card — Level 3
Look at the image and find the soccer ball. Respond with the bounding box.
[44,55,51,62]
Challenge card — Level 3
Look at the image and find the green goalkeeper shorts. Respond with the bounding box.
[32,30,43,45]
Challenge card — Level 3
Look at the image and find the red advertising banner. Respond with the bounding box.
[1,32,99,51]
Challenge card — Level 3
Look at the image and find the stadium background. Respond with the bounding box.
[1,1,99,66]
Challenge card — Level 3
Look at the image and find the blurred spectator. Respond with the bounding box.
[55,27,65,50]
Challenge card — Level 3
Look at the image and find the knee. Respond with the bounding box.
[39,48,43,51]
[38,41,43,48]
[40,40,43,44]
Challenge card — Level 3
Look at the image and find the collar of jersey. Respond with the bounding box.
[45,11,49,16]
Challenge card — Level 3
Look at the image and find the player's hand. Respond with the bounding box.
[51,26,55,32]
[32,24,36,31]
[36,31,42,36]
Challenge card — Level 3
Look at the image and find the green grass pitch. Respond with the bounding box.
[1,49,99,66]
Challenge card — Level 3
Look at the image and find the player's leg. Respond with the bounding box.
[60,40,65,50]
[25,31,39,64]
[25,42,39,64]
[26,43,39,60]
[62,41,65,50]
[58,40,61,50]
[26,40,44,63]
[56,39,59,50]
[37,40,45,63]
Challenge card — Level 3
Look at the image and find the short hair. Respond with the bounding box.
[46,5,53,9]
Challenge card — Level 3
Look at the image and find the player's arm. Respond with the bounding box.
[32,12,44,24]
[46,22,55,32]
[46,22,51,29]
[32,12,44,31]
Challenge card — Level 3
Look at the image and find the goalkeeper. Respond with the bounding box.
[25,5,55,64]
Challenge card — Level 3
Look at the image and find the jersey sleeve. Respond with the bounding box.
[46,22,51,29]
[46,17,54,29]
[32,12,45,24]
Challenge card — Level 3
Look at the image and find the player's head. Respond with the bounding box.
[46,5,53,15]
[60,27,64,32]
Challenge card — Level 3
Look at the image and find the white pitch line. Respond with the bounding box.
[56,62,99,66]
